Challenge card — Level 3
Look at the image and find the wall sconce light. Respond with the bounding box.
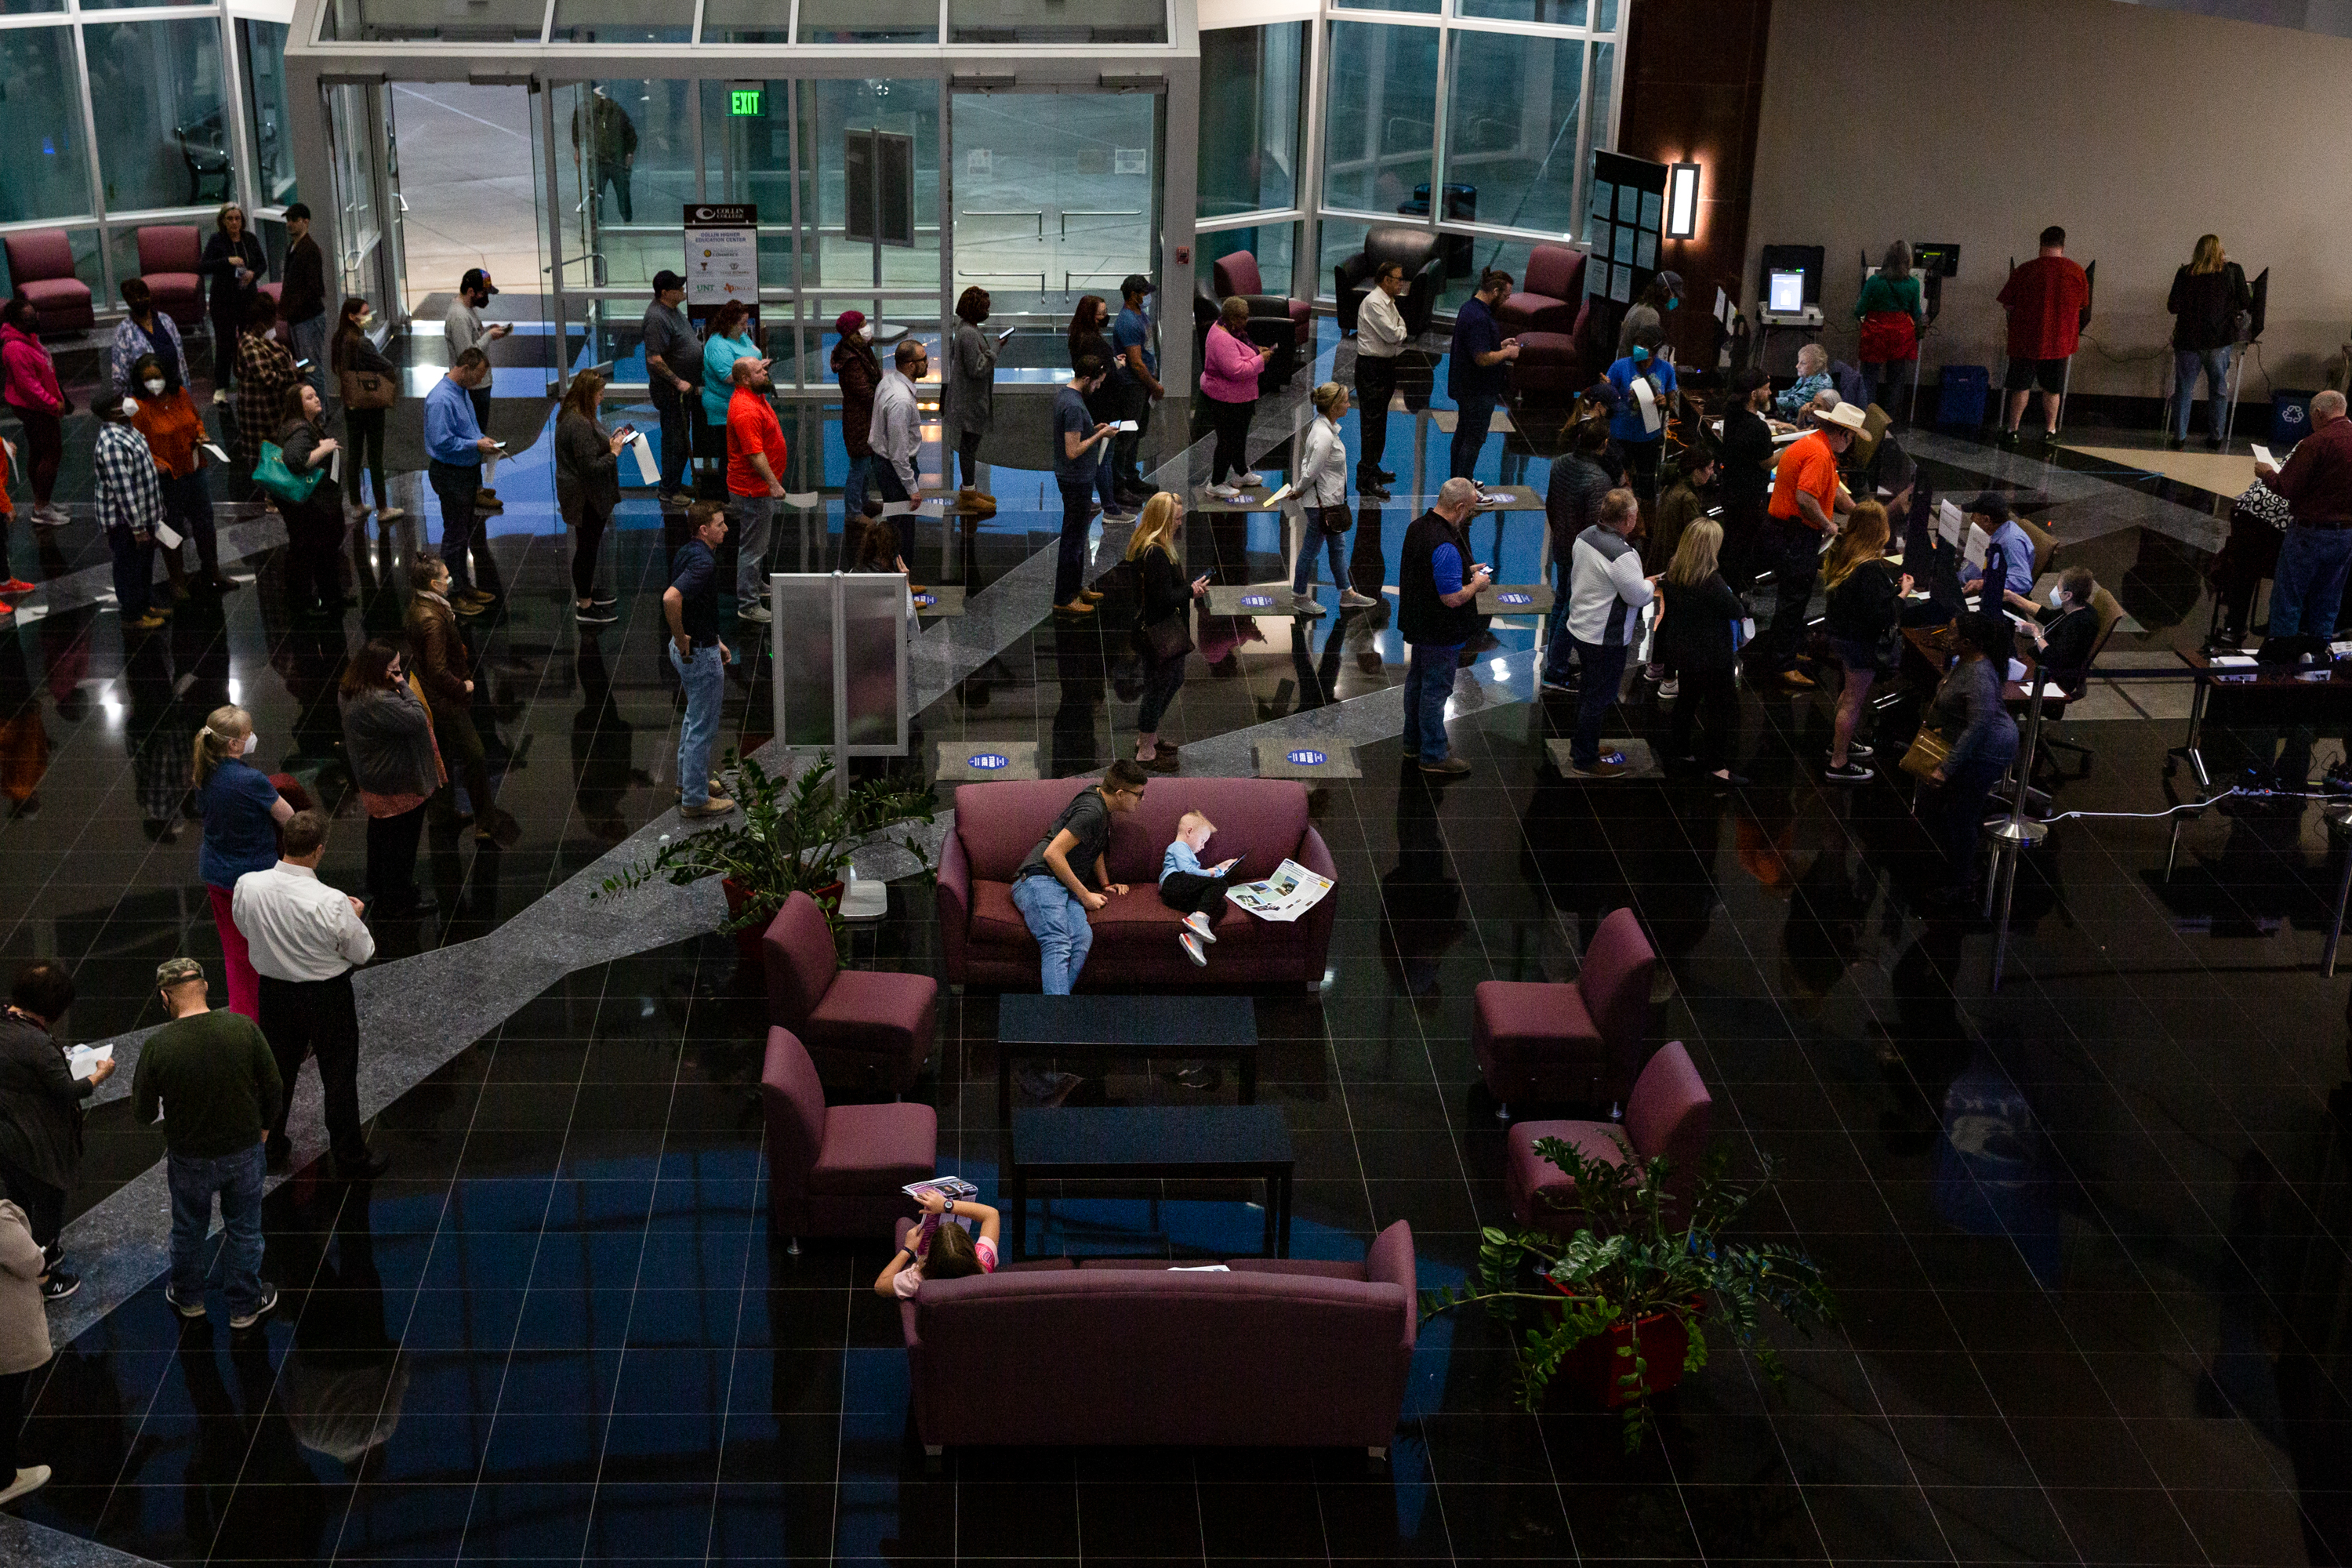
[1665,161,1701,240]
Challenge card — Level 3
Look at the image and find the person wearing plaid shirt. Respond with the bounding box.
[95,397,167,630]
[233,296,296,468]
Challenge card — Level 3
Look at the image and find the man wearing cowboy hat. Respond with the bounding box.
[1751,397,1864,690]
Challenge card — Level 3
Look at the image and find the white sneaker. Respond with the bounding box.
[32,505,67,528]
[376,505,405,521]
[1659,679,1680,699]
[738,602,773,623]
[1239,472,1266,488]
[1291,593,1327,616]
[1207,485,1243,502]
[1184,909,1217,943]
[1180,930,1207,967]
[1339,589,1381,608]
[212,389,230,405]
[0,1465,51,1507]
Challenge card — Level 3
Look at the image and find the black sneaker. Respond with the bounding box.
[38,1269,79,1301]
[230,1283,279,1331]
[1824,760,1875,782]
[1847,742,1876,760]
[164,1285,205,1319]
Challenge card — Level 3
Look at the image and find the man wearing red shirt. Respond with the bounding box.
[2256,390,2352,641]
[724,355,787,625]
[1996,225,2091,445]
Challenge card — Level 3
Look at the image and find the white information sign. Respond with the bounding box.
[684,203,759,308]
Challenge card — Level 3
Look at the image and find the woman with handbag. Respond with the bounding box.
[1290,383,1380,616]
[1820,500,1911,782]
[1658,518,1749,786]
[338,639,444,917]
[1126,492,1208,773]
[554,368,626,626]
[330,296,401,528]
[267,383,346,616]
[1918,610,2020,906]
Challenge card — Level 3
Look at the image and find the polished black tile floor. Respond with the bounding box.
[7,318,2352,1564]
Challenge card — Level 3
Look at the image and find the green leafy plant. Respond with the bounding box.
[1421,1139,1835,1450]
[596,754,935,935]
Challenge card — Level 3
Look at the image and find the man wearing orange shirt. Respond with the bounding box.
[1751,400,1862,689]
[724,355,786,626]
[1996,225,2091,446]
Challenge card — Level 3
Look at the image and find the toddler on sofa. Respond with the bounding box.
[1160,810,1243,967]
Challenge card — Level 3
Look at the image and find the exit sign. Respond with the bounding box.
[730,87,763,117]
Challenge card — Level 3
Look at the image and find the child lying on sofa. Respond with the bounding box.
[1160,810,1243,967]
[874,1188,1003,1298]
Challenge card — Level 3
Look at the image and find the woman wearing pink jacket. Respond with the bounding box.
[1199,296,1271,500]
[0,298,67,528]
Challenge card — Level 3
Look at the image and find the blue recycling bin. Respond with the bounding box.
[2274,391,2315,445]
[1937,365,1988,430]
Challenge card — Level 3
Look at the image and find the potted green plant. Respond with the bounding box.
[597,754,935,958]
[1421,1139,1835,1450]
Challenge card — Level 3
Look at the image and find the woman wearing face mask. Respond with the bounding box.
[128,354,233,597]
[831,310,881,523]
[272,383,347,617]
[1601,325,1677,502]
[93,394,168,632]
[2006,565,2101,696]
[1068,295,1131,521]
[330,296,401,529]
[201,202,269,403]
[192,705,296,1021]
[338,639,444,917]
[1615,270,1683,361]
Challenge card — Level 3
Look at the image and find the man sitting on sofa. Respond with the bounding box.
[1008,758,1150,996]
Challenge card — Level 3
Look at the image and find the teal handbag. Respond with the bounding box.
[254,440,324,504]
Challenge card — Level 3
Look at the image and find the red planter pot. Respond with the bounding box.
[1544,1279,1698,1409]
[721,878,844,972]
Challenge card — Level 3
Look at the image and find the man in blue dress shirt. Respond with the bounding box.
[423,347,500,606]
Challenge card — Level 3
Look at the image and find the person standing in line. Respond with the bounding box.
[1200,298,1271,501]
[273,383,349,619]
[1352,261,1408,500]
[0,426,24,621]
[1052,358,1117,617]
[2167,234,2251,452]
[831,310,881,523]
[233,295,297,469]
[1068,296,1128,521]
[1615,270,1683,360]
[330,296,402,531]
[1853,242,1926,420]
[1110,274,1163,506]
[0,1179,53,1504]
[1291,383,1378,616]
[1819,499,1907,782]
[1127,492,1207,773]
[1922,611,2020,906]
[337,640,443,918]
[700,300,759,434]
[555,368,626,626]
[0,961,111,1300]
[1641,445,1715,689]
[132,957,282,1327]
[1657,518,1748,786]
[200,202,268,404]
[1539,415,1620,692]
[1399,477,1489,776]
[1007,760,1149,996]
[1,297,69,528]
[2256,389,2352,644]
[93,393,169,633]
[280,204,328,401]
[869,339,927,553]
[949,286,998,509]
[445,269,512,513]
[233,810,387,1180]
[404,553,506,841]
[1446,269,1520,481]
[421,349,501,610]
[662,503,735,818]
[193,705,294,1021]
[1563,487,1656,779]
[724,356,788,625]
[1602,325,1677,501]
[1995,225,2090,446]
[641,271,700,503]
[1752,399,1862,690]
[1717,366,1775,593]
[110,278,191,402]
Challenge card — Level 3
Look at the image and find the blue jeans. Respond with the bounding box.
[1570,637,1630,767]
[669,642,726,806]
[1054,478,1094,605]
[655,385,694,492]
[1403,641,1462,761]
[290,314,328,399]
[1292,510,1348,594]
[843,453,875,520]
[1541,556,1576,683]
[168,1142,267,1316]
[1010,873,1093,995]
[2268,524,2352,639]
[106,525,154,619]
[1450,392,1497,480]
[2173,346,2231,441]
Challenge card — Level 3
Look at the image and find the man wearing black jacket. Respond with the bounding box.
[1399,477,1489,775]
[281,204,328,400]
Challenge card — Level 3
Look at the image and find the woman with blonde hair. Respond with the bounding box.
[2167,233,2251,451]
[1819,500,1911,782]
[1125,492,1209,771]
[1290,383,1380,616]
[1656,518,1750,785]
[192,706,295,1018]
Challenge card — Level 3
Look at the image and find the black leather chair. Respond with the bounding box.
[1332,226,1446,340]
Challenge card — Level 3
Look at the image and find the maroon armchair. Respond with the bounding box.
[1211,249,1311,349]
[760,891,937,1094]
[760,1025,938,1247]
[1505,1041,1711,1231]
[1472,906,1658,1116]
[134,226,206,328]
[1498,244,1586,336]
[2,231,93,334]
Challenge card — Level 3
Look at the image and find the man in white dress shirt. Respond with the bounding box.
[232,811,387,1178]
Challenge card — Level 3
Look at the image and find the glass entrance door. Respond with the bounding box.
[325,83,403,318]
[951,92,1159,320]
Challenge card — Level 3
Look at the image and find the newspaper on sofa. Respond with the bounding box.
[1224,858,1334,924]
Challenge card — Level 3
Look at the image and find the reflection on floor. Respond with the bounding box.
[7,322,2352,1566]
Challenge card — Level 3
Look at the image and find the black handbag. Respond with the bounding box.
[1139,611,1194,663]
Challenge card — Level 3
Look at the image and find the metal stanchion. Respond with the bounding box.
[2323,803,2352,977]
[1987,681,2052,992]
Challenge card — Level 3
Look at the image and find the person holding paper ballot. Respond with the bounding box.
[1448,270,1520,481]
[129,354,234,596]
[273,383,348,619]
[1958,494,2035,601]
[0,960,107,1300]
[556,368,626,625]
[1752,399,1862,689]
[1602,325,1677,502]
[1053,358,1118,614]
[2255,389,2352,644]
[93,394,169,632]
[2011,566,2100,697]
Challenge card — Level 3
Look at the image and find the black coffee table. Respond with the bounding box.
[1007,1104,1294,1260]
[996,994,1259,1132]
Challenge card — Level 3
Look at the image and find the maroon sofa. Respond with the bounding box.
[898,1219,1417,1454]
[937,777,1338,990]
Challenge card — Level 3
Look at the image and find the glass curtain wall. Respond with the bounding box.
[1195,20,1306,297]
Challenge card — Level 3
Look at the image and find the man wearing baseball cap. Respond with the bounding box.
[132,958,282,1327]
[644,270,700,501]
[1109,274,1162,503]
[445,268,513,513]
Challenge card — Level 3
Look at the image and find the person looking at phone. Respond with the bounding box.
[874,1189,1000,1298]
[445,268,512,512]
[422,348,503,608]
[663,503,735,818]
[1160,810,1243,967]
[1399,477,1490,776]
[1008,760,1149,995]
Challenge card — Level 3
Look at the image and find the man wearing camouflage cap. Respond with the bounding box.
[131,958,282,1329]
